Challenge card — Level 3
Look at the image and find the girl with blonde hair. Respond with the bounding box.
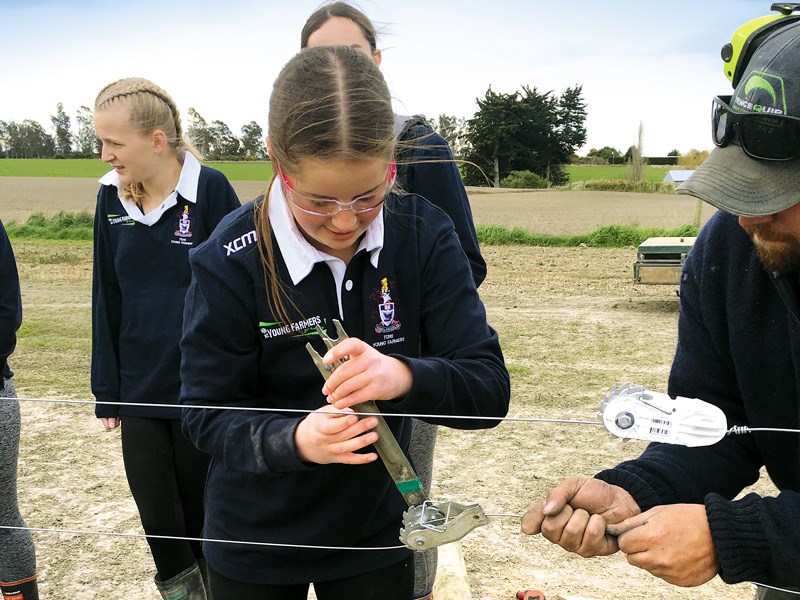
[91,77,240,599]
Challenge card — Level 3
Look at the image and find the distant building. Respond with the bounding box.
[662,170,696,184]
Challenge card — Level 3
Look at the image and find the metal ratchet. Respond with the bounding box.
[305,319,489,550]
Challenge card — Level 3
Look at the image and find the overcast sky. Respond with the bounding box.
[0,0,775,156]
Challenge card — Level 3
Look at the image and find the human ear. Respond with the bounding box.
[372,48,382,67]
[152,129,168,153]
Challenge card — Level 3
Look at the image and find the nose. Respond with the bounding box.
[100,143,114,164]
[330,207,359,230]
[738,214,775,228]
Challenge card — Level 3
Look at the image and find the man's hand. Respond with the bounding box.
[521,476,641,557]
[607,504,719,587]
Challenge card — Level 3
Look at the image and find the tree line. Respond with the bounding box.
[0,103,98,159]
[0,84,588,187]
[579,145,710,169]
[0,105,268,161]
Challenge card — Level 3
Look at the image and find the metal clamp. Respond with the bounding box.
[400,500,489,550]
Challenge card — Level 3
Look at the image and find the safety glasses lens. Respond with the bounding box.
[712,106,729,146]
[739,115,800,160]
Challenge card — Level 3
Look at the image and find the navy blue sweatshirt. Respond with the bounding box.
[179,192,509,585]
[597,211,800,590]
[0,220,22,380]
[92,161,240,419]
[396,115,486,287]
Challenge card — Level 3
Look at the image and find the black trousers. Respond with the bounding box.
[208,556,414,600]
[120,416,209,580]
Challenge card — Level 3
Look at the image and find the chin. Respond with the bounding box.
[755,241,800,273]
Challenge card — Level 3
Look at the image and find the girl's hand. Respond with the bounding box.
[99,417,120,430]
[321,337,412,410]
[295,405,380,465]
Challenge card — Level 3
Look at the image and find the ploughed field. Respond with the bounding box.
[5,178,763,599]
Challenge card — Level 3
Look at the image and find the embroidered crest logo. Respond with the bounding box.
[175,205,193,238]
[374,277,401,334]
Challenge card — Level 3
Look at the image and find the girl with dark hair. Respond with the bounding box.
[301,2,485,288]
[179,45,509,600]
[301,5,486,595]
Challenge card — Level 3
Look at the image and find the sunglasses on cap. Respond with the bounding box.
[712,94,800,161]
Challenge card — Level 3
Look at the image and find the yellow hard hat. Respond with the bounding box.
[722,3,800,87]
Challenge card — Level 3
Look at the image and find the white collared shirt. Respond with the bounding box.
[268,178,384,319]
[98,151,202,226]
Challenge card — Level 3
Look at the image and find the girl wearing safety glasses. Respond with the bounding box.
[179,46,510,600]
[300,7,485,596]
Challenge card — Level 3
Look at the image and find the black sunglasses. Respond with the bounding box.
[712,94,800,161]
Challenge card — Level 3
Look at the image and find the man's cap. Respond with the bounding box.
[678,21,800,217]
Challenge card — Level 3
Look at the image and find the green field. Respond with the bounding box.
[0,158,674,182]
[0,158,273,181]
[0,159,107,177]
[0,158,675,185]
[564,164,672,183]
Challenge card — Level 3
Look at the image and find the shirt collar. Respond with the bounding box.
[175,151,201,202]
[98,151,201,224]
[267,178,384,285]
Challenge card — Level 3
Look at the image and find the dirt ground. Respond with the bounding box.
[3,179,767,600]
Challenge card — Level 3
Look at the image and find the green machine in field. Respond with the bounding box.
[633,237,696,285]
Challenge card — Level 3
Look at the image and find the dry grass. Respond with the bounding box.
[9,239,771,599]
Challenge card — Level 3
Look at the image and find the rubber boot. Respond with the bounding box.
[0,576,39,600]
[196,559,211,599]
[154,564,207,600]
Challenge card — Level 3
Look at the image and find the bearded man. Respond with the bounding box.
[520,21,800,600]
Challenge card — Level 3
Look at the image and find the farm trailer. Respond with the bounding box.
[633,236,696,285]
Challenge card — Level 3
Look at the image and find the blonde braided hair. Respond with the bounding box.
[94,77,200,207]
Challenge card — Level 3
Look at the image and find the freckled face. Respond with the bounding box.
[282,158,390,262]
[94,103,158,186]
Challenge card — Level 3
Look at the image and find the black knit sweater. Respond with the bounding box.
[597,211,800,589]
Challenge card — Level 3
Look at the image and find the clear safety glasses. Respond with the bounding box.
[279,163,397,216]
